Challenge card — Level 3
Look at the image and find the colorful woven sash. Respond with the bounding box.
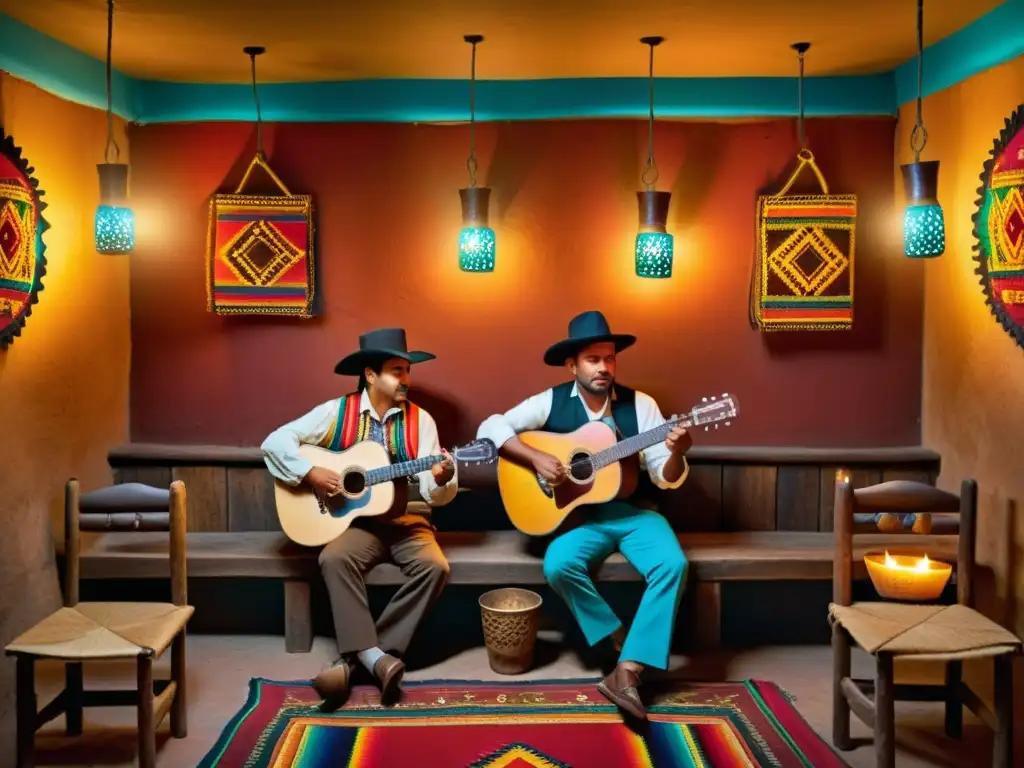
[206,153,315,317]
[751,149,857,331]
[320,394,420,462]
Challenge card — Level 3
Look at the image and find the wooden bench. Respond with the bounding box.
[66,528,957,654]
[85,444,947,652]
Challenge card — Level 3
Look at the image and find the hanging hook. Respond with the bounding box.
[103,0,120,164]
[791,42,810,153]
[464,35,483,188]
[640,36,663,190]
[244,45,266,157]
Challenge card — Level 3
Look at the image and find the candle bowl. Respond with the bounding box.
[864,551,953,601]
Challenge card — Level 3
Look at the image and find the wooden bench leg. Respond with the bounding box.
[170,631,187,738]
[944,660,962,739]
[65,661,83,736]
[285,579,313,653]
[831,624,852,750]
[137,655,156,768]
[874,652,896,768]
[16,655,36,768]
[992,653,1013,768]
[693,582,721,651]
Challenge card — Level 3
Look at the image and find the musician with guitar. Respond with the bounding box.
[261,328,460,710]
[477,310,695,721]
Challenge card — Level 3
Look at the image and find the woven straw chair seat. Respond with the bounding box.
[830,602,1022,661]
[6,602,194,660]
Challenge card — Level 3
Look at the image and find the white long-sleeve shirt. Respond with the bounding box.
[476,382,689,490]
[261,389,458,508]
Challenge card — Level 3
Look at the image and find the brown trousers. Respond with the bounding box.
[318,518,450,657]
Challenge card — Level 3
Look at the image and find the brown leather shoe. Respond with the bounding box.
[373,654,405,704]
[312,659,351,711]
[597,664,646,720]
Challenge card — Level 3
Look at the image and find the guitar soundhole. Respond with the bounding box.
[341,471,366,496]
[567,452,594,483]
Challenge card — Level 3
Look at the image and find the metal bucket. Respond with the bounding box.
[478,587,543,675]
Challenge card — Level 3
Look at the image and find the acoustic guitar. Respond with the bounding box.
[497,393,740,536]
[274,439,497,547]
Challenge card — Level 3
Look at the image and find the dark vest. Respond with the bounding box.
[541,382,656,506]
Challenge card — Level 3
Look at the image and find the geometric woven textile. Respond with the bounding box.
[0,131,48,349]
[973,103,1024,350]
[752,150,856,331]
[207,153,315,317]
[197,677,850,767]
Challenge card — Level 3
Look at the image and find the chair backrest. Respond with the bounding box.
[832,475,977,609]
[64,478,187,607]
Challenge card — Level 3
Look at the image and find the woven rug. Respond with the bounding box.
[198,677,847,767]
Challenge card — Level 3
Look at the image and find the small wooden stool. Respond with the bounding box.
[5,479,193,768]
[829,476,1021,767]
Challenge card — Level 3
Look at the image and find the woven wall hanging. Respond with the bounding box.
[972,103,1024,350]
[206,152,315,317]
[0,130,48,349]
[206,46,316,318]
[751,149,857,331]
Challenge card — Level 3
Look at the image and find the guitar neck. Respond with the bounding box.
[365,454,444,486]
[591,415,692,469]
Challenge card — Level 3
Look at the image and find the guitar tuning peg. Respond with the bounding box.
[711,396,716,400]
[702,397,707,402]
[725,421,731,426]
[714,424,719,430]
[704,426,709,431]
[722,393,727,397]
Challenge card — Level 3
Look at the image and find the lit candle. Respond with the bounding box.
[863,550,953,601]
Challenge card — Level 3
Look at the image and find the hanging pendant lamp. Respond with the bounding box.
[458,34,495,273]
[635,36,672,278]
[900,0,945,258]
[95,0,134,255]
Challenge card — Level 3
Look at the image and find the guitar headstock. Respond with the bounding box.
[678,392,739,432]
[452,438,498,465]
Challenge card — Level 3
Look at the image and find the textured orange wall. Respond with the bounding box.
[0,74,131,759]
[897,56,1024,730]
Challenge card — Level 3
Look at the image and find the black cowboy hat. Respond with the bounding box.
[334,328,436,376]
[543,310,637,366]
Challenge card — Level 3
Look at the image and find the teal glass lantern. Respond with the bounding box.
[458,186,495,272]
[635,190,673,277]
[900,160,945,258]
[95,162,135,255]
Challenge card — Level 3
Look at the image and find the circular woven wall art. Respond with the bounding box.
[0,131,48,350]
[973,104,1024,350]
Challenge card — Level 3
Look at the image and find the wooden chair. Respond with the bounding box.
[5,479,193,768]
[829,476,1021,768]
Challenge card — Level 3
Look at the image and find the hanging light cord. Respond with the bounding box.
[910,0,928,162]
[796,46,807,151]
[466,38,479,187]
[249,51,264,156]
[103,0,120,164]
[641,41,659,189]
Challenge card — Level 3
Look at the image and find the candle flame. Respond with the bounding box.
[883,550,931,571]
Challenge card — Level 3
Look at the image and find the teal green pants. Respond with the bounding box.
[542,502,688,670]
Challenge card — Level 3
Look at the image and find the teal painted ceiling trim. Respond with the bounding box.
[0,13,137,120]
[894,0,1024,106]
[0,2,1021,124]
[134,74,895,123]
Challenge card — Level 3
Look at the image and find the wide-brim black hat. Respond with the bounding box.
[543,310,636,366]
[334,327,436,376]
